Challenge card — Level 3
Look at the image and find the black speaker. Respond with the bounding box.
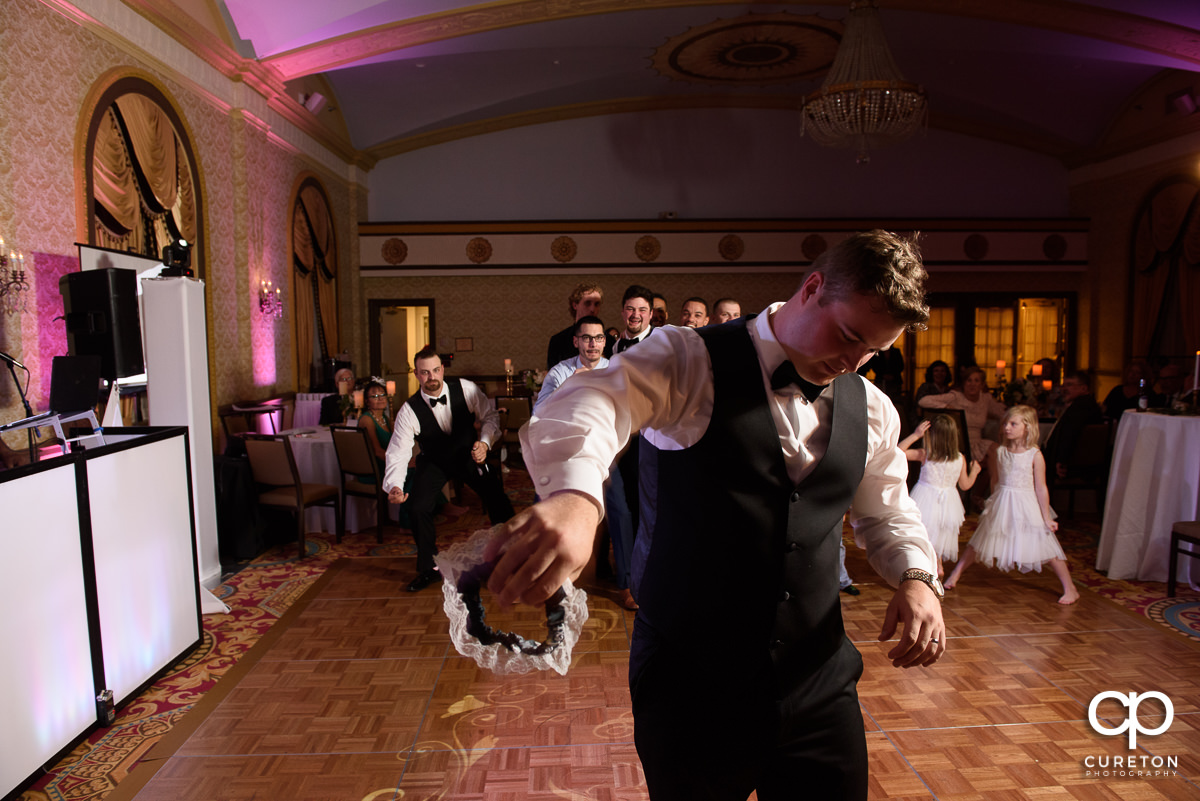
[59,268,145,381]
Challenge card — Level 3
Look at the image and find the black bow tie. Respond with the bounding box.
[429,395,447,407]
[770,361,828,403]
[616,337,636,353]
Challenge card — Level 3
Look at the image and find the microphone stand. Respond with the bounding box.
[5,359,37,463]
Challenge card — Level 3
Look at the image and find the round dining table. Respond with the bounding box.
[285,427,379,535]
[1095,410,1200,585]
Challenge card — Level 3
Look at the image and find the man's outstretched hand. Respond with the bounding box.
[878,580,946,668]
[484,490,601,607]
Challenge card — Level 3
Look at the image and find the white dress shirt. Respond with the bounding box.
[521,304,936,584]
[383,378,500,493]
[533,355,610,416]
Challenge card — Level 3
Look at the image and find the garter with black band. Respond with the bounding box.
[436,527,588,675]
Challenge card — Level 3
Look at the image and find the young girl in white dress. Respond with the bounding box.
[943,405,1079,604]
[900,414,982,576]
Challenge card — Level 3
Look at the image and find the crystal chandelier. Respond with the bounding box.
[0,234,30,315]
[801,0,927,164]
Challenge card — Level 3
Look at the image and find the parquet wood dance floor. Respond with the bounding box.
[107,545,1200,801]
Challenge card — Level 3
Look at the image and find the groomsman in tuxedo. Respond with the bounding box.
[486,231,944,801]
[384,347,514,592]
[611,285,656,537]
[616,285,655,352]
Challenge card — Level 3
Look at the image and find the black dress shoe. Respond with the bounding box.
[407,569,442,593]
[840,584,860,596]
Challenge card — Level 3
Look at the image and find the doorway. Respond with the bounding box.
[369,299,434,398]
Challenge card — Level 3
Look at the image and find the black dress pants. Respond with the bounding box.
[409,458,514,571]
[629,617,868,801]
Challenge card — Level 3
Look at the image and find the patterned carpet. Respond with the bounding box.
[16,468,1199,801]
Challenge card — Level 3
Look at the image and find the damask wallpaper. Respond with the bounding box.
[0,0,360,451]
[360,271,801,379]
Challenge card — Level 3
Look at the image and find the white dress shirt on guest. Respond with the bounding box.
[522,302,936,584]
[383,378,500,493]
[533,355,610,416]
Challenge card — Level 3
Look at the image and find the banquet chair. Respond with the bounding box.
[330,425,389,544]
[1055,420,1113,519]
[495,395,533,467]
[243,433,342,555]
[1167,521,1200,598]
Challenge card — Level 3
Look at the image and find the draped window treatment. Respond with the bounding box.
[292,182,338,387]
[1130,178,1200,360]
[90,93,196,262]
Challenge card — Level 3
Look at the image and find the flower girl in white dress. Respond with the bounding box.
[901,414,982,577]
[943,405,1079,604]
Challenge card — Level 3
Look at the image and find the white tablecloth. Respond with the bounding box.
[294,393,331,429]
[1096,410,1200,583]
[285,428,378,535]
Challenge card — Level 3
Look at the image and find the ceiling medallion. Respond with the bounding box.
[382,237,408,265]
[652,13,843,86]
[466,237,493,264]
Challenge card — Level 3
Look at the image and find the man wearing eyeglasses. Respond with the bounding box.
[534,316,609,416]
[546,283,614,370]
[383,347,514,592]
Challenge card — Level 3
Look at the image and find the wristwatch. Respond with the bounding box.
[900,568,944,600]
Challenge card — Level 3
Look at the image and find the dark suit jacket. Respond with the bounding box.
[1044,394,1102,482]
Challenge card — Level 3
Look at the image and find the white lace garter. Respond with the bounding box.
[435,526,588,675]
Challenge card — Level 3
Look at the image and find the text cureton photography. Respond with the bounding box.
[1083,690,1181,779]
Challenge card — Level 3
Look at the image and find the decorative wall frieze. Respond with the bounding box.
[359,220,1089,276]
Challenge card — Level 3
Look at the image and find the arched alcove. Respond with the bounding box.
[82,76,203,278]
[291,175,339,389]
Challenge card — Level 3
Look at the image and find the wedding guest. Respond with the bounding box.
[918,367,1006,465]
[1042,370,1102,485]
[914,360,952,405]
[319,367,355,424]
[1102,360,1154,419]
[679,297,709,328]
[383,348,514,592]
[712,297,741,324]
[1156,362,1185,407]
[546,282,613,370]
[650,293,669,328]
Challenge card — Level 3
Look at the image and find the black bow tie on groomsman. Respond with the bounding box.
[770,361,829,403]
[429,395,447,407]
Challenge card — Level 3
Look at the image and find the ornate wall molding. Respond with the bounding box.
[359,220,1089,276]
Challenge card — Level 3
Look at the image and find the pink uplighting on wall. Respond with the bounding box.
[251,292,277,387]
[28,253,77,409]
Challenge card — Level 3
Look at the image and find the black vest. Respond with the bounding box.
[406,377,476,472]
[634,316,867,690]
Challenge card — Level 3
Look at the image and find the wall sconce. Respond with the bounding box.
[0,235,30,315]
[258,279,283,320]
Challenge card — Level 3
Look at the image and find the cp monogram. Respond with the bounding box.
[1087,691,1174,749]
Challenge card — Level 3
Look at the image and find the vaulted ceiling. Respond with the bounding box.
[205,1,1200,167]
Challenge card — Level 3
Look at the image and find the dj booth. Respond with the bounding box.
[0,426,201,798]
